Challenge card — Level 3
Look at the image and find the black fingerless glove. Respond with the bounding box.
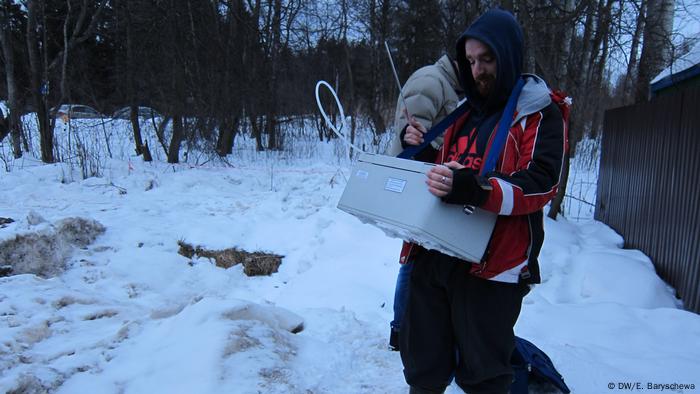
[441,168,492,207]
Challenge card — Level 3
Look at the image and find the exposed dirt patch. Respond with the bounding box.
[0,217,14,228]
[0,217,105,278]
[177,241,283,276]
[83,309,118,321]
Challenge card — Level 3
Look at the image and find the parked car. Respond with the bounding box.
[50,104,103,119]
[112,106,162,120]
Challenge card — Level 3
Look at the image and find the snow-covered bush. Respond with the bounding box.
[1,113,394,180]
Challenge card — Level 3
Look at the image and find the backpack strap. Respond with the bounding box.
[399,76,527,168]
[480,77,526,174]
[549,90,572,155]
[397,100,470,159]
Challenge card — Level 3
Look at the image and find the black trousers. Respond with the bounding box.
[399,250,527,394]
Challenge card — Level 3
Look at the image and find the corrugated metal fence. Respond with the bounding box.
[596,85,700,313]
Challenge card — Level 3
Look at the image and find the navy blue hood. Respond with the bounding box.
[456,9,524,112]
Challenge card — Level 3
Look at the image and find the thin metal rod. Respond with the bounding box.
[384,41,412,119]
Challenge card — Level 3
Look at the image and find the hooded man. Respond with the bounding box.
[398,9,567,394]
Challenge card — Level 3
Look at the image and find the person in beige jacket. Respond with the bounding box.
[386,54,463,158]
[387,54,462,351]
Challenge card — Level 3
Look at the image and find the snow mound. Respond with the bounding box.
[536,219,679,309]
[577,250,679,309]
[54,299,305,394]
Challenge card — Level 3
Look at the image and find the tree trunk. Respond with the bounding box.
[516,1,536,73]
[216,116,237,156]
[635,0,674,102]
[556,0,575,91]
[0,115,7,142]
[266,0,282,151]
[587,0,613,140]
[249,114,264,151]
[167,114,184,163]
[548,152,570,220]
[60,0,72,103]
[130,105,144,156]
[0,0,22,158]
[165,0,186,164]
[343,38,356,159]
[142,140,153,162]
[587,0,611,87]
[125,0,144,156]
[26,0,53,163]
[265,111,277,150]
[578,2,597,89]
[624,0,646,103]
[154,117,171,155]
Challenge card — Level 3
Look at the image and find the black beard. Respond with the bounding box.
[475,74,495,98]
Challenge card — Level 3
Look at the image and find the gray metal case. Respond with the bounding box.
[338,153,497,262]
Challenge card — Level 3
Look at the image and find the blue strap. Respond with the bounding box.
[480,77,525,174]
[397,100,470,159]
[398,77,526,170]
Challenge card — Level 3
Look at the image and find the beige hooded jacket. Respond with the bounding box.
[385,55,462,157]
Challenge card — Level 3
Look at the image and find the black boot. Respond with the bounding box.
[389,327,400,351]
[409,385,446,394]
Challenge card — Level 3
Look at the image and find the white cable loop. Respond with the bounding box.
[314,80,365,154]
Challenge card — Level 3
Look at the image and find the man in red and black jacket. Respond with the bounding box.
[398,9,567,394]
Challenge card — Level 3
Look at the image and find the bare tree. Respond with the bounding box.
[25,0,53,163]
[165,0,187,164]
[23,0,108,164]
[623,0,646,103]
[0,0,22,157]
[348,0,395,140]
[635,0,675,102]
[118,0,147,159]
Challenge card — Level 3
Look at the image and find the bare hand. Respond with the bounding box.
[402,109,427,146]
[426,161,465,197]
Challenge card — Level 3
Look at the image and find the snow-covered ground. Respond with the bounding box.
[1,121,699,393]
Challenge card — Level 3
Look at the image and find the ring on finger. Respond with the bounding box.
[440,175,446,184]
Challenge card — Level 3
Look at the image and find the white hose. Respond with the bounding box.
[314,80,365,154]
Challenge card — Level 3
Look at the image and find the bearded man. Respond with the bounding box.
[397,9,567,394]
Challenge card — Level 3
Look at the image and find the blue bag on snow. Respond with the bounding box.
[510,336,571,393]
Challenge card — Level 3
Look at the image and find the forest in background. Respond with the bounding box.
[0,0,696,169]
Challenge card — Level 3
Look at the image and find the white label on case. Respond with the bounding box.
[385,178,406,193]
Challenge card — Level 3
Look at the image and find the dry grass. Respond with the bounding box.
[0,217,14,228]
[177,241,283,276]
[0,217,105,278]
